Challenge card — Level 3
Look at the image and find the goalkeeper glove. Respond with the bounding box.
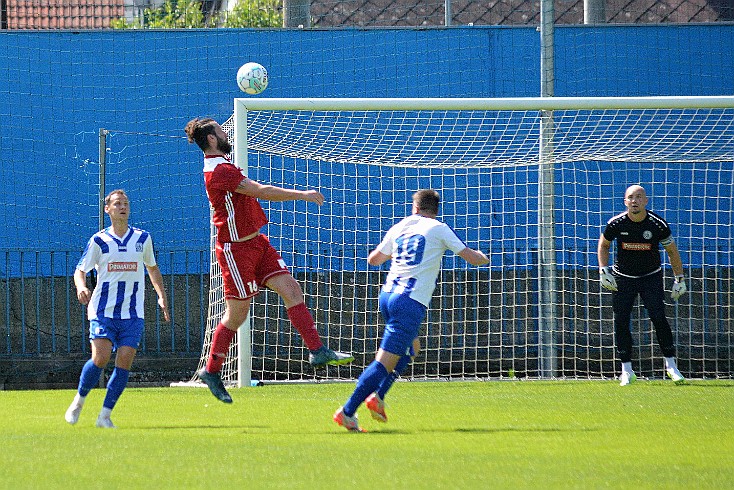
[671,275,687,301]
[599,266,618,291]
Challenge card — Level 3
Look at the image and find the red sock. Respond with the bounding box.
[287,303,323,351]
[206,323,237,373]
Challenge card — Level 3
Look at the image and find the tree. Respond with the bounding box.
[111,0,282,29]
[222,0,283,27]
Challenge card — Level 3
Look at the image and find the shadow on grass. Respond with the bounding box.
[126,424,601,435]
[366,426,599,435]
[131,424,272,430]
[683,381,734,388]
[640,381,734,389]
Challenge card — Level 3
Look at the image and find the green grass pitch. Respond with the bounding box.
[1,380,732,489]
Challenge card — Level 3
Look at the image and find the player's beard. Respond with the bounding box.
[217,136,232,155]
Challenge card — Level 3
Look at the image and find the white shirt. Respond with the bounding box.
[377,214,467,307]
[77,226,157,320]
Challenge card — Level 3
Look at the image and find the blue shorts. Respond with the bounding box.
[378,291,427,356]
[89,317,144,350]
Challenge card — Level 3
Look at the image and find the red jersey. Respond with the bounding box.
[203,155,268,243]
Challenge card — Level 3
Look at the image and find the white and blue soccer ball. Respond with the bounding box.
[237,62,268,95]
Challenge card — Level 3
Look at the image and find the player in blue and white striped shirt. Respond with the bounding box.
[65,190,170,428]
[334,190,489,432]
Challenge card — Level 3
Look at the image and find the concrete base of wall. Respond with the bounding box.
[0,355,200,390]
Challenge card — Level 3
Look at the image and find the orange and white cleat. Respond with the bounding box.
[365,393,387,423]
[333,407,366,432]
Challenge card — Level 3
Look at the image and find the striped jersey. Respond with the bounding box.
[77,226,157,320]
[203,155,268,242]
[376,214,467,307]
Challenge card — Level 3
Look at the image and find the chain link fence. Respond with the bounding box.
[2,0,733,29]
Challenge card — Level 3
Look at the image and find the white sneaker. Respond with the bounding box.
[666,367,685,385]
[95,414,117,429]
[619,372,637,386]
[65,402,83,425]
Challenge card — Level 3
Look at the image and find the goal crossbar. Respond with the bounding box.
[236,96,734,112]
[233,96,734,170]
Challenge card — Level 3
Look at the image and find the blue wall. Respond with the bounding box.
[1,25,732,274]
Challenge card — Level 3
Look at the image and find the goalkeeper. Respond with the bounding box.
[333,189,489,432]
[185,118,353,404]
[597,184,686,386]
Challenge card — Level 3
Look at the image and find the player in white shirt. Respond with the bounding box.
[334,190,489,432]
[65,190,170,428]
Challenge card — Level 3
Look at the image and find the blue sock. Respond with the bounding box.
[78,359,103,397]
[102,367,130,410]
[343,361,389,417]
[377,354,411,400]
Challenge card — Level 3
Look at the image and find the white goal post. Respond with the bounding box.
[191,96,734,387]
[235,95,734,111]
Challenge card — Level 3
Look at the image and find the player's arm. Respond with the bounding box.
[441,224,488,266]
[367,249,391,266]
[663,240,684,277]
[597,234,618,291]
[236,177,324,205]
[368,228,396,266]
[74,268,92,305]
[597,234,613,268]
[663,238,687,301]
[75,238,99,305]
[458,247,489,266]
[146,264,171,322]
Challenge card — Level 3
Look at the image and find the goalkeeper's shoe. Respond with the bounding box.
[365,393,387,423]
[333,407,366,433]
[619,372,637,386]
[198,367,233,404]
[95,414,116,429]
[666,367,686,385]
[309,347,354,368]
[64,401,84,425]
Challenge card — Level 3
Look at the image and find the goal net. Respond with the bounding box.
[194,96,734,386]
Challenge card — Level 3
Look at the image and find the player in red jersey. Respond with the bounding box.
[185,117,353,403]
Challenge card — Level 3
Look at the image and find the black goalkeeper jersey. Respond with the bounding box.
[602,210,673,278]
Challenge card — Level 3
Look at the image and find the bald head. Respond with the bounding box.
[624,185,648,221]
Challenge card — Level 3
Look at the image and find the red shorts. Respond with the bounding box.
[215,234,290,300]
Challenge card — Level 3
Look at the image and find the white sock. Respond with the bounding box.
[73,393,86,406]
[99,407,113,418]
[622,362,633,374]
[664,357,677,370]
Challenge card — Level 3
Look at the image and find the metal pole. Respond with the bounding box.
[445,0,452,26]
[538,0,557,379]
[1,0,7,29]
[96,128,108,388]
[98,128,108,231]
[584,0,605,24]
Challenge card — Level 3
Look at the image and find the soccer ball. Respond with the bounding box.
[236,62,268,95]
